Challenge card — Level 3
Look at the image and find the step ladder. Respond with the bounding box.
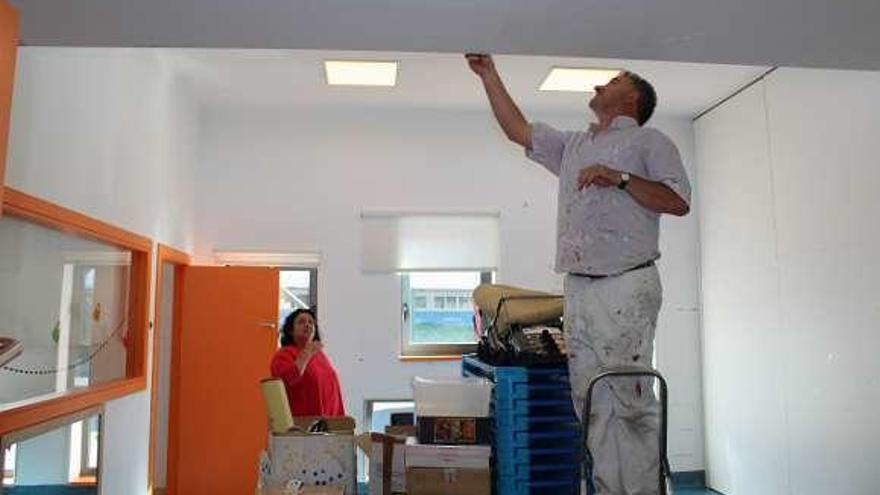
[580,366,673,495]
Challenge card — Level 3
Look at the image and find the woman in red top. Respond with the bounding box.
[270,308,345,417]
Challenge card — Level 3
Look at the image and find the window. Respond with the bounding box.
[360,399,415,482]
[0,188,152,439]
[364,400,415,433]
[400,271,493,356]
[278,268,318,330]
[0,214,132,406]
[71,415,100,478]
[2,408,102,489]
[360,211,499,357]
[2,443,13,485]
[0,188,152,448]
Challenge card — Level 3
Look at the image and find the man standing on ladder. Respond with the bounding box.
[466,54,691,494]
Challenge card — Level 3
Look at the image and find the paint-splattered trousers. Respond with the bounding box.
[564,265,662,495]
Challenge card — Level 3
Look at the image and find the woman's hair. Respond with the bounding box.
[279,307,320,347]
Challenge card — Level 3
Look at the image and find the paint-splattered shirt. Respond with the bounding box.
[526,116,690,275]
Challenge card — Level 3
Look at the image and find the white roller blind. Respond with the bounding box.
[361,211,500,273]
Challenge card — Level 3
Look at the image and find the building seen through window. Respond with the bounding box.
[402,271,492,351]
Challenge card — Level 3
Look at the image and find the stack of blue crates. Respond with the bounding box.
[462,355,582,495]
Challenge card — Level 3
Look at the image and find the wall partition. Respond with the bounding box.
[0,188,151,436]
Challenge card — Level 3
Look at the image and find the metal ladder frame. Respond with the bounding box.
[580,366,673,495]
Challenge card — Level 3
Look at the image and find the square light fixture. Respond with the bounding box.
[324,60,398,87]
[539,67,620,92]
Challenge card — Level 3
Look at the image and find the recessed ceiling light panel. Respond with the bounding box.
[324,60,398,87]
[539,67,620,92]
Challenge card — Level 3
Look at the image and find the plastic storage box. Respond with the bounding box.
[413,376,493,445]
[412,376,492,417]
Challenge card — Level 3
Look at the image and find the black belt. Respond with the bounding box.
[571,259,655,280]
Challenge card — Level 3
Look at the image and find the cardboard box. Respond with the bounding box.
[404,443,491,470]
[356,433,490,495]
[384,424,417,437]
[258,485,345,495]
[292,416,356,434]
[405,467,490,495]
[356,433,408,495]
[404,443,491,495]
[266,416,357,495]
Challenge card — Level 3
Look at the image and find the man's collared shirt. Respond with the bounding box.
[526,115,691,275]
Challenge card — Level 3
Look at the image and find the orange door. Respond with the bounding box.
[0,1,18,213]
[168,266,279,495]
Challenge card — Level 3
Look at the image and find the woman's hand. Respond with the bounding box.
[294,340,323,375]
[302,339,324,358]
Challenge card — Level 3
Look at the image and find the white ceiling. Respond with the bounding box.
[10,0,880,70]
[168,49,768,118]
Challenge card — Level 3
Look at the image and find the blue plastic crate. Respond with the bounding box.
[462,355,571,385]
[494,428,582,451]
[495,443,580,463]
[487,380,572,400]
[493,452,578,479]
[462,356,584,495]
[494,412,578,431]
[497,472,580,495]
[493,397,577,416]
[497,463,580,480]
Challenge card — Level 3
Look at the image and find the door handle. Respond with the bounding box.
[258,322,277,329]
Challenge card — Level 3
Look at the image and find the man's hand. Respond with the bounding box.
[465,53,496,79]
[577,164,623,190]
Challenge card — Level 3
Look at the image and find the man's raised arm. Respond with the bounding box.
[465,54,531,149]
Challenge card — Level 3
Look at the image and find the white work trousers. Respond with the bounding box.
[564,266,662,495]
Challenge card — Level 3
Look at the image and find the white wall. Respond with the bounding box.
[193,104,705,471]
[696,67,880,494]
[5,47,198,495]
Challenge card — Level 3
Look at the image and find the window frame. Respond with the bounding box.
[147,243,191,495]
[399,270,493,358]
[1,405,103,491]
[0,2,16,217]
[0,187,152,437]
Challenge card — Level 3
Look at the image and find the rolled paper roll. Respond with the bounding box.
[261,377,294,433]
[473,284,563,334]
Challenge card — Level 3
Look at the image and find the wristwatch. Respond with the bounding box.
[617,172,631,190]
